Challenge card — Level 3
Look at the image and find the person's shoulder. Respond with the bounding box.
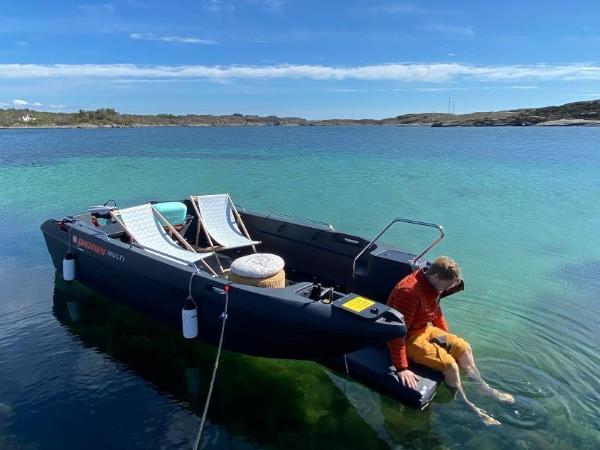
[390,283,412,295]
[389,273,419,301]
[398,270,419,288]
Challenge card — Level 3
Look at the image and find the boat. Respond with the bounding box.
[41,194,457,408]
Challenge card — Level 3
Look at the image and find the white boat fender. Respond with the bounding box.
[63,251,76,283]
[182,297,198,339]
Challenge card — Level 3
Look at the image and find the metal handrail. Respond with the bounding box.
[351,218,444,278]
[266,212,335,231]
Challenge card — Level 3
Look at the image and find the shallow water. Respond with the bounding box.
[0,126,599,449]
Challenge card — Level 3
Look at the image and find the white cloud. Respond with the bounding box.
[203,0,234,13]
[130,33,217,45]
[1,62,600,83]
[253,38,274,44]
[110,78,205,84]
[395,85,537,92]
[366,3,428,14]
[1,99,67,109]
[127,0,148,7]
[423,23,474,36]
[250,0,284,12]
[7,99,43,107]
[566,92,600,98]
[396,87,470,92]
[77,3,115,14]
[329,89,363,93]
[354,3,460,16]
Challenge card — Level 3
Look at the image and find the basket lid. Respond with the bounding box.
[230,253,285,278]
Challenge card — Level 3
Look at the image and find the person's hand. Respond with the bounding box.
[398,369,419,389]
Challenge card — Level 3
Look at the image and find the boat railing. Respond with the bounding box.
[265,212,335,231]
[352,218,445,278]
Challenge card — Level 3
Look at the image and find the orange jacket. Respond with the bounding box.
[386,269,448,370]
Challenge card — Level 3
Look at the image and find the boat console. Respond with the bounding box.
[295,281,344,303]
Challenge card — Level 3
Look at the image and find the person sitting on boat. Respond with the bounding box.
[387,256,514,425]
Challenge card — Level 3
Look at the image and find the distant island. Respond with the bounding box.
[2,99,600,128]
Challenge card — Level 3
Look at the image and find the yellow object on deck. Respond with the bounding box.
[341,296,375,313]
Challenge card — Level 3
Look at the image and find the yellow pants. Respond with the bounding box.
[406,326,470,372]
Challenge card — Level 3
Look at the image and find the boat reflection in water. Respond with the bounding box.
[54,274,444,450]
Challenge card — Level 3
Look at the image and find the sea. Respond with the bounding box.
[0,126,599,450]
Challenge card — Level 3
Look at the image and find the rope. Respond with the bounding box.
[188,270,198,300]
[192,283,230,450]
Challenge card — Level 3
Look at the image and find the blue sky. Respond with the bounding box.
[2,0,600,118]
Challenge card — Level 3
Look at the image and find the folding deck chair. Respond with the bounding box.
[190,194,260,252]
[111,203,218,276]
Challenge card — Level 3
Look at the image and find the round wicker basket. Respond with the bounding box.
[228,269,286,288]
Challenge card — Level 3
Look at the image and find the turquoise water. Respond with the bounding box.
[0,126,599,449]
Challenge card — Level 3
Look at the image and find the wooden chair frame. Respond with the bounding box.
[190,194,258,273]
[110,204,218,276]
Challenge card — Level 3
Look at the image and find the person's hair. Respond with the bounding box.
[428,256,461,281]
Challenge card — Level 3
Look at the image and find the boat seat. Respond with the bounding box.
[112,203,216,274]
[190,194,260,251]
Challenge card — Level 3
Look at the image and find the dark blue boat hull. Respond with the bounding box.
[42,218,406,360]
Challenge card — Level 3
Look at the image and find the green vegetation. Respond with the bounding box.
[0,107,309,128]
[2,99,600,128]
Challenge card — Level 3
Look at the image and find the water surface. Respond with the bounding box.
[0,126,599,449]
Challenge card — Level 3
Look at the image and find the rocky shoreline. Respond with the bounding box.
[2,99,600,128]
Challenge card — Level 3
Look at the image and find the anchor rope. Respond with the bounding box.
[191,280,230,450]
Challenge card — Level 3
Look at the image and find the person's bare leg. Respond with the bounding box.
[457,345,515,403]
[443,362,501,425]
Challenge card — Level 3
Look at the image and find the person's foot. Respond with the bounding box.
[489,388,515,404]
[481,414,501,426]
[478,383,515,404]
[474,406,501,426]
